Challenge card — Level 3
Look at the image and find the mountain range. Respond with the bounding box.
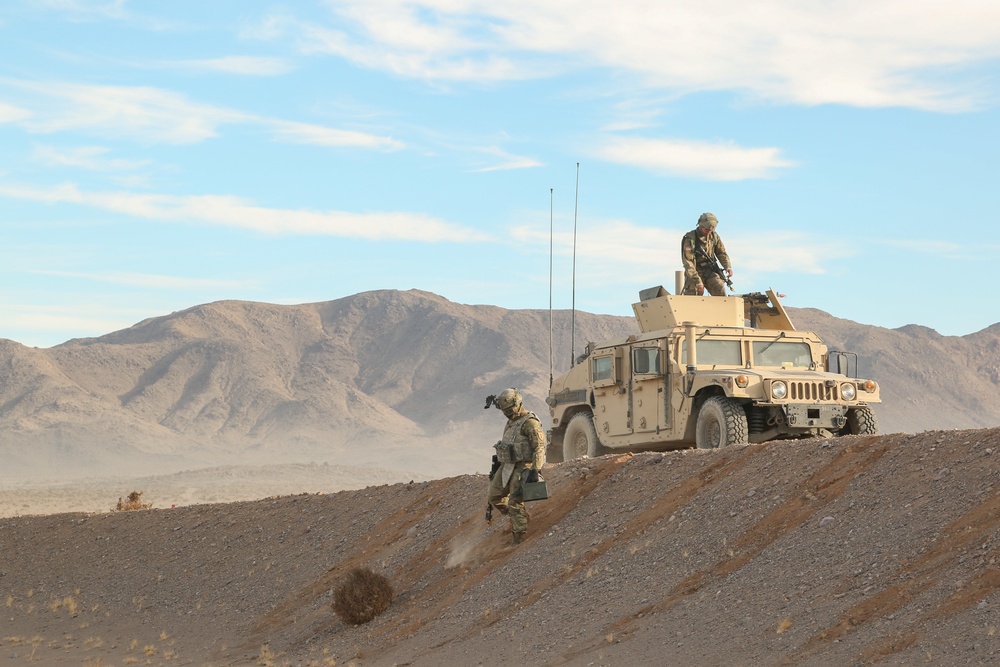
[2,288,998,482]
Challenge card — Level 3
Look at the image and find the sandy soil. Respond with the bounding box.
[3,427,1000,666]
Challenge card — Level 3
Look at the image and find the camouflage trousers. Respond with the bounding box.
[682,270,727,297]
[488,463,530,535]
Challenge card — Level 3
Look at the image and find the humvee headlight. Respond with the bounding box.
[770,381,787,400]
[736,374,749,388]
[841,383,857,401]
[863,380,878,393]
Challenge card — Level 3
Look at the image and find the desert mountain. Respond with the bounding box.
[1,289,999,485]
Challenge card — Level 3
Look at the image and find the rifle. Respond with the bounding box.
[695,244,734,292]
[486,453,501,524]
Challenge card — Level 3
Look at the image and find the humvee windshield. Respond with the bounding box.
[680,339,741,366]
[752,340,813,368]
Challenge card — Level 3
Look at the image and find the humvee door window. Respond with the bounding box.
[592,355,614,383]
[632,347,662,375]
[753,341,813,368]
[681,340,741,366]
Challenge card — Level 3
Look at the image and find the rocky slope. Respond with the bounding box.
[2,427,999,666]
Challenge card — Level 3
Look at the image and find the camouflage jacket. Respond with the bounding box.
[681,228,731,283]
[495,409,546,469]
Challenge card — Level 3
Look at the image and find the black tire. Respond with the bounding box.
[546,430,565,464]
[562,413,604,460]
[842,406,879,435]
[695,396,748,449]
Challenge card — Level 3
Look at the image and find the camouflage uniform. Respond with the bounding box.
[681,212,732,297]
[488,388,546,544]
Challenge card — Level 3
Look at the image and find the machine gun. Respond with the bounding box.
[695,245,734,292]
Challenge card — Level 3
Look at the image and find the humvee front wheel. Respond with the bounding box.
[563,413,604,460]
[842,406,878,436]
[695,396,748,449]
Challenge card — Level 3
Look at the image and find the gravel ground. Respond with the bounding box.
[3,427,1000,666]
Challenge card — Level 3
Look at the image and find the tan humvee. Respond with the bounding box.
[546,287,880,460]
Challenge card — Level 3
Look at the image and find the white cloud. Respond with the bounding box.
[31,144,148,172]
[2,79,405,150]
[468,146,543,172]
[268,120,404,150]
[0,183,494,243]
[597,137,795,181]
[171,56,295,76]
[511,217,846,288]
[0,102,32,123]
[271,0,1000,111]
[10,80,244,143]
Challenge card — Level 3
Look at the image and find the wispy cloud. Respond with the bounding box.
[169,56,295,76]
[268,119,403,150]
[0,102,32,123]
[261,1,1000,111]
[249,11,534,83]
[7,79,245,143]
[1,78,405,150]
[596,136,795,180]
[0,183,494,243]
[31,144,148,172]
[468,146,543,172]
[510,217,840,283]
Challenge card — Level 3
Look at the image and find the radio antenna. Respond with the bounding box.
[570,162,580,367]
[548,187,554,389]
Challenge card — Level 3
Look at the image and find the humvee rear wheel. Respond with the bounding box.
[563,413,604,460]
[695,396,748,449]
[842,406,878,435]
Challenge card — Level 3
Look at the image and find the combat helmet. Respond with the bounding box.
[496,388,523,412]
[698,212,718,230]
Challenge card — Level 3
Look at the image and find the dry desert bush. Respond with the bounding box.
[114,491,152,512]
[332,567,394,625]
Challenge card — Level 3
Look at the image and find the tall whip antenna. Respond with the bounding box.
[570,162,580,367]
[548,187,554,389]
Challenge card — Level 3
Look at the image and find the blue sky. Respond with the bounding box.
[1,0,999,348]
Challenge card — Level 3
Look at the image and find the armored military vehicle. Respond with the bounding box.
[546,287,880,461]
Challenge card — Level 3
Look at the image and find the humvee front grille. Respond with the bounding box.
[788,381,838,401]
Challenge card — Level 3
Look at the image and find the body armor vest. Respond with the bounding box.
[494,412,539,464]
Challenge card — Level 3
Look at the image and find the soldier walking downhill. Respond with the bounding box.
[681,212,734,296]
[488,388,546,546]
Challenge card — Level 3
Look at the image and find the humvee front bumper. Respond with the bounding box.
[773,403,848,430]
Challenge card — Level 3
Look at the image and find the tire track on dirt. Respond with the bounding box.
[797,487,1000,665]
[547,445,763,665]
[556,437,889,664]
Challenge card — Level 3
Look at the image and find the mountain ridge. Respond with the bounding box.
[2,289,998,484]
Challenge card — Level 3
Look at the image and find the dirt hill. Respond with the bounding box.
[2,427,999,666]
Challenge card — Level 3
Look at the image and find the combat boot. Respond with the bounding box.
[511,532,524,546]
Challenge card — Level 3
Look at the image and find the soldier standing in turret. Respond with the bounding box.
[487,388,546,546]
[681,212,734,296]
